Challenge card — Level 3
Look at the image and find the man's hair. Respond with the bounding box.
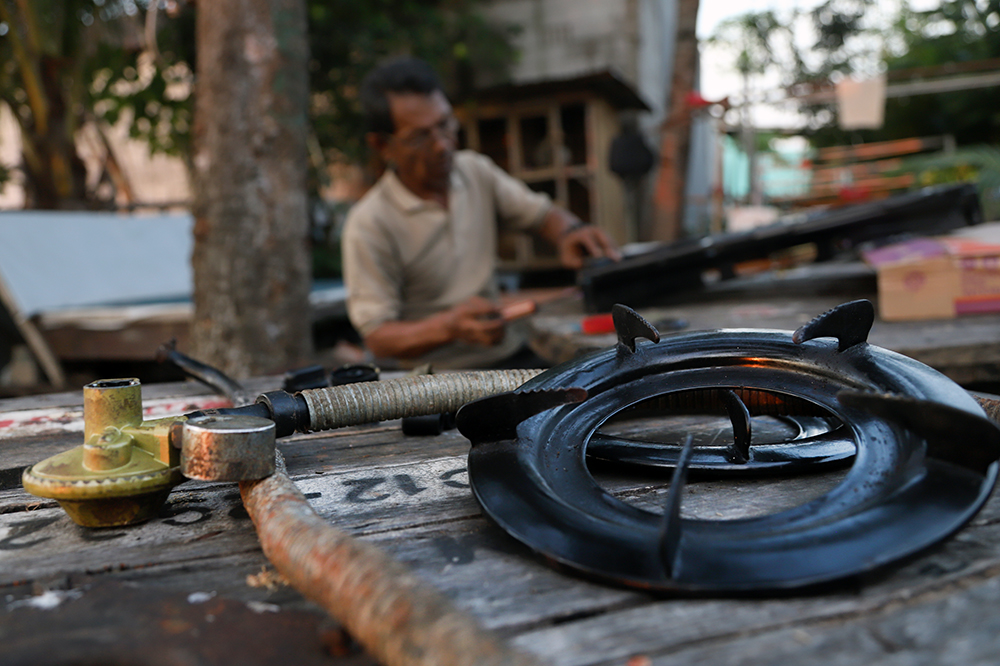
[360,57,444,135]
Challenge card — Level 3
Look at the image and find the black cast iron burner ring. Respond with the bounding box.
[456,301,1000,593]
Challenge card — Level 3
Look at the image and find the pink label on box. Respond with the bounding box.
[863,239,946,267]
[903,270,926,291]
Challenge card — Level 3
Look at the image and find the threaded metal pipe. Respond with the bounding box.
[300,369,543,432]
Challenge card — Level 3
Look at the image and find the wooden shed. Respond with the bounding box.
[456,70,651,271]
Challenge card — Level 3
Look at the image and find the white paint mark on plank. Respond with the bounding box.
[6,588,84,611]
[291,455,471,519]
[187,591,217,604]
[0,396,231,440]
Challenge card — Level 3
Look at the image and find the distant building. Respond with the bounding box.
[482,0,673,129]
[464,0,681,255]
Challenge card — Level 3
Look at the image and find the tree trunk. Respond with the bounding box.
[190,0,312,378]
[652,0,700,242]
[20,56,89,209]
[0,0,90,209]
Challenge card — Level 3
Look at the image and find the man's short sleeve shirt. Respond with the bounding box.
[342,150,550,366]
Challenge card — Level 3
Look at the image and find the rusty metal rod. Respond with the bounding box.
[241,369,546,666]
[241,453,542,666]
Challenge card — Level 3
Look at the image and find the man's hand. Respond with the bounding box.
[537,207,622,270]
[558,225,622,270]
[363,296,505,359]
[446,296,505,347]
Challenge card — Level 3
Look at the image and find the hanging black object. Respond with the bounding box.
[457,300,1000,593]
[608,126,655,179]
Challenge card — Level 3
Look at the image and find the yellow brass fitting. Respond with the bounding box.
[22,378,186,528]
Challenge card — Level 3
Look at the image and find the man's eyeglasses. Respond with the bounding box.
[394,116,459,150]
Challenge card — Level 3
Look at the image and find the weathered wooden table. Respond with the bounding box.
[3,344,1000,666]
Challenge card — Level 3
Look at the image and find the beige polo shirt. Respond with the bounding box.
[342,150,551,368]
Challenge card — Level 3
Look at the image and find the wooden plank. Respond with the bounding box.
[511,565,1000,665]
[807,174,914,197]
[583,565,1000,665]
[40,320,191,361]
[811,157,905,183]
[5,362,1000,665]
[0,273,66,387]
[507,503,1000,665]
[817,137,943,164]
[0,582,356,666]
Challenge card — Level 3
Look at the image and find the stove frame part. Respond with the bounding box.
[457,301,1000,593]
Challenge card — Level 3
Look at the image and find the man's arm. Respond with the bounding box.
[534,207,622,270]
[363,296,505,360]
[477,152,620,270]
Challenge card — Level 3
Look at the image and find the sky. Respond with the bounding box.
[694,0,942,128]
[697,0,817,40]
[695,0,825,127]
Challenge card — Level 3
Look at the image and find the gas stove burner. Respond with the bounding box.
[456,301,1000,593]
[586,394,854,473]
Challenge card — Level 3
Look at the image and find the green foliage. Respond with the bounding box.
[307,0,518,164]
[0,0,104,205]
[707,10,792,80]
[878,0,1000,146]
[803,0,1000,147]
[0,1,198,206]
[708,0,1000,149]
[804,0,877,76]
[88,3,196,159]
[900,145,1000,220]
[708,0,879,93]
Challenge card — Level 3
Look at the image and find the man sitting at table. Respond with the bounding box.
[342,57,620,369]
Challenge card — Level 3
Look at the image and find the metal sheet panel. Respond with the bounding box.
[0,211,193,316]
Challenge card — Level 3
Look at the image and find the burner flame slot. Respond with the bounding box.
[659,434,694,578]
[722,390,752,464]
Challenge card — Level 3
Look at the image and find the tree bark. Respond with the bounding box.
[652,0,701,242]
[0,0,89,209]
[17,58,90,209]
[191,0,312,378]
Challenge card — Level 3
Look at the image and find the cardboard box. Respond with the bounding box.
[863,236,1000,321]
